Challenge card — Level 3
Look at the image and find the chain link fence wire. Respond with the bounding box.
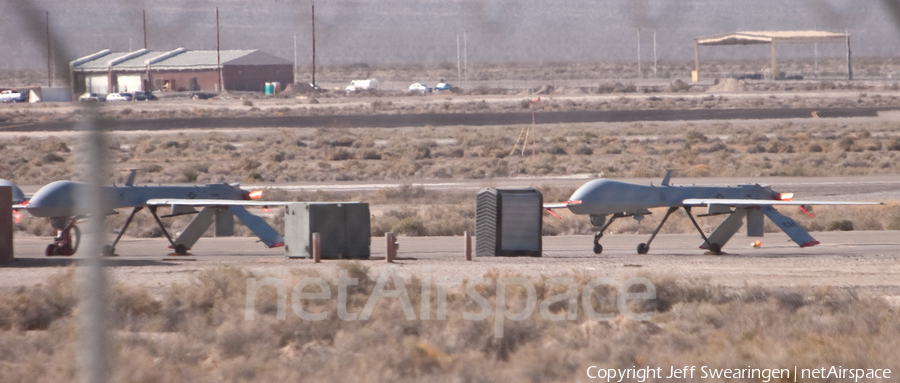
[5,1,900,381]
[9,2,110,382]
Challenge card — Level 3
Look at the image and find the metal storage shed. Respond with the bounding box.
[693,31,851,81]
[70,48,293,94]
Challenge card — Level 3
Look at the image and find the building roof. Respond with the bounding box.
[696,31,849,46]
[71,48,292,72]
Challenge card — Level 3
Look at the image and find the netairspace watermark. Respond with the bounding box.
[244,265,656,338]
[585,365,892,382]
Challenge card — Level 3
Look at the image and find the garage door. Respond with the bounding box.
[117,75,142,93]
[86,75,108,94]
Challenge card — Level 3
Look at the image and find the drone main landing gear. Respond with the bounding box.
[148,206,190,255]
[46,217,81,256]
[684,206,723,255]
[636,207,678,255]
[103,207,144,257]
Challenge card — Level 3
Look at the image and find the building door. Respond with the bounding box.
[86,75,109,94]
[117,75,142,93]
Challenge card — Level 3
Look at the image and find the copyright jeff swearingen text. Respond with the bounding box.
[585,365,892,382]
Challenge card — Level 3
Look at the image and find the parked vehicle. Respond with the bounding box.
[77,92,104,102]
[132,91,158,101]
[346,78,379,94]
[189,92,214,100]
[408,83,432,94]
[0,90,26,103]
[434,82,452,91]
[106,92,133,102]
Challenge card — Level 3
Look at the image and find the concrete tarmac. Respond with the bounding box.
[3,231,899,297]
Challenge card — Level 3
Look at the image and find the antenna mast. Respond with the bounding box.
[143,10,147,49]
[311,4,316,87]
[46,11,51,87]
[216,7,222,92]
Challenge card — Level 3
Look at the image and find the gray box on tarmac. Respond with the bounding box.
[284,202,370,259]
[475,188,542,257]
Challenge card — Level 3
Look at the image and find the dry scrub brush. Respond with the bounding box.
[0,266,898,382]
[5,120,900,239]
[5,120,900,186]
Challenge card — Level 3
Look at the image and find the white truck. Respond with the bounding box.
[345,79,379,94]
[0,90,26,103]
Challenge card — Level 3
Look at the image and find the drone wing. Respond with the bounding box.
[144,199,294,207]
[145,198,290,248]
[681,199,882,207]
[683,198,881,248]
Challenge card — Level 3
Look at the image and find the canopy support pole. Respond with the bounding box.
[693,40,700,82]
[846,35,853,80]
[770,41,777,80]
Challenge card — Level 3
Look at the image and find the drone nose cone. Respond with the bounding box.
[26,180,81,217]
[569,179,613,201]
[0,179,25,204]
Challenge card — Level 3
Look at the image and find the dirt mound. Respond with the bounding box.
[706,78,746,93]
[597,81,617,93]
[667,79,690,92]
[565,87,588,95]
[534,84,554,94]
[282,83,317,95]
[555,87,588,95]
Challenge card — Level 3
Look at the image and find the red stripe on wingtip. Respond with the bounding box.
[270,242,285,248]
[799,241,820,248]
[545,208,562,219]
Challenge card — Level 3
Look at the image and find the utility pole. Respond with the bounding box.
[637,29,641,80]
[293,33,298,84]
[311,4,316,87]
[143,10,147,49]
[653,30,657,78]
[464,31,467,84]
[46,11,51,87]
[457,34,461,85]
[216,7,222,92]
[814,25,818,75]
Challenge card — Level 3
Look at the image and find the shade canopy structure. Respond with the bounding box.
[693,31,851,81]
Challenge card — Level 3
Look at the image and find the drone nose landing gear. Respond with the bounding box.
[590,212,629,255]
[45,217,81,256]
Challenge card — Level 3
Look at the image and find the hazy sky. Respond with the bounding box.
[2,0,898,71]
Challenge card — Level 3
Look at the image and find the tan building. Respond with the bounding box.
[71,48,293,94]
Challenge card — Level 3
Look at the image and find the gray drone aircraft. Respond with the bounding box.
[15,171,284,256]
[544,171,882,255]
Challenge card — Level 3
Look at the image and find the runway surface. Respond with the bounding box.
[1,106,891,132]
[244,174,900,201]
[4,231,899,298]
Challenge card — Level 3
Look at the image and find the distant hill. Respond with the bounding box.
[2,0,898,71]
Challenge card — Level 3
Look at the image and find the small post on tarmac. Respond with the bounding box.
[311,232,321,263]
[464,231,472,261]
[0,187,12,265]
[385,232,398,263]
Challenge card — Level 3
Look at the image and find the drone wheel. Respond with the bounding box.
[101,245,116,257]
[593,244,603,254]
[56,244,73,256]
[709,243,722,255]
[637,243,649,255]
[70,225,81,255]
[174,244,188,255]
